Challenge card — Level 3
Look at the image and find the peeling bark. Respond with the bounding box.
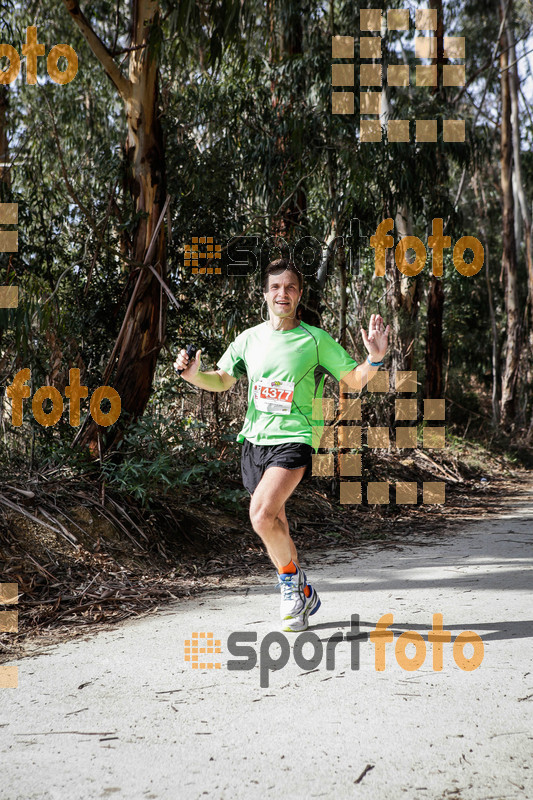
[499,3,521,428]
[63,1,167,452]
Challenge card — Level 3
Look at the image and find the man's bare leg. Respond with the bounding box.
[249,466,306,571]
[277,504,299,566]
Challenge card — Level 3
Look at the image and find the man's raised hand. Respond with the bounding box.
[174,348,202,379]
[361,314,390,362]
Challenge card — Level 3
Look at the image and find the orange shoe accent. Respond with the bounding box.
[279,560,297,574]
[303,584,311,597]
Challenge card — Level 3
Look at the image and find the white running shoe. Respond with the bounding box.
[282,584,321,632]
[276,563,321,632]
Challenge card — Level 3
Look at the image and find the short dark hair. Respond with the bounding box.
[262,258,303,293]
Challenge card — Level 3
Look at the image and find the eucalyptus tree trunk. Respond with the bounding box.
[0,86,9,187]
[425,0,445,399]
[0,85,10,364]
[338,242,347,348]
[474,173,500,427]
[499,2,521,428]
[63,0,167,452]
[425,276,444,398]
[506,14,533,308]
[394,205,420,372]
[269,0,306,242]
[267,0,322,325]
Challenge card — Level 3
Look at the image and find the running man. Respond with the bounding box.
[174,258,390,632]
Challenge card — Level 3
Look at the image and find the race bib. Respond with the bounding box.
[253,378,295,415]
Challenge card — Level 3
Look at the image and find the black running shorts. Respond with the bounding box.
[241,438,313,495]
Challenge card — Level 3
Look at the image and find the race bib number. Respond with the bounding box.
[253,378,295,415]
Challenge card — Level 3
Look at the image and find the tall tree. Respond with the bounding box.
[0,86,9,187]
[267,0,324,326]
[499,0,521,426]
[0,85,10,369]
[425,0,445,399]
[63,0,168,451]
[506,12,533,318]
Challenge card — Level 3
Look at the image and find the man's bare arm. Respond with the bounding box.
[340,360,379,392]
[186,368,237,392]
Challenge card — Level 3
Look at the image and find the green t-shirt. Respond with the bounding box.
[217,321,358,450]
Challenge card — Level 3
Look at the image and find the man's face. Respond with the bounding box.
[264,270,302,320]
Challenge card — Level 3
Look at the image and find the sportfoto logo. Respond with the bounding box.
[185,614,484,688]
[186,218,483,278]
[0,26,78,85]
[5,368,121,428]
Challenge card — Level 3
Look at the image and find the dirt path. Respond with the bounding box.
[1,490,532,800]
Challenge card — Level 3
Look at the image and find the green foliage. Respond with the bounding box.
[99,413,242,508]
